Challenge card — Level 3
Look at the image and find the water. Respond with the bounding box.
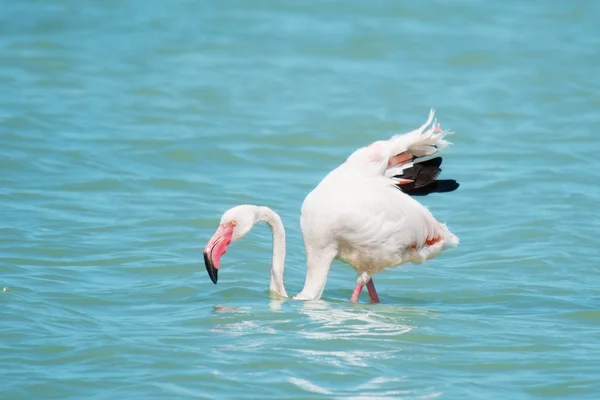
[1,0,599,398]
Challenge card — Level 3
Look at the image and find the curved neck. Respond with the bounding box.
[257,207,288,298]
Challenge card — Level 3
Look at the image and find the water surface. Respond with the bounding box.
[2,1,599,399]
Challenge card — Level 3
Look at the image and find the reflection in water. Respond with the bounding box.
[289,302,440,399]
[207,299,440,399]
[210,299,418,340]
[298,300,414,340]
[288,373,443,400]
[213,304,247,314]
[268,298,286,312]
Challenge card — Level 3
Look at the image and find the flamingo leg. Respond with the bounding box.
[350,283,363,303]
[366,279,380,304]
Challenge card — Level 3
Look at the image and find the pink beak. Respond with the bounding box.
[203,223,234,284]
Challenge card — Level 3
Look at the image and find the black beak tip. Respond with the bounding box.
[203,251,218,284]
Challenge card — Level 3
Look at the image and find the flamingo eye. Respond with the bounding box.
[230,220,237,227]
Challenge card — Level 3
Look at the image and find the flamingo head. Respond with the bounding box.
[203,205,258,284]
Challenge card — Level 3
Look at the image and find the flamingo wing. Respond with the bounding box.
[392,157,459,196]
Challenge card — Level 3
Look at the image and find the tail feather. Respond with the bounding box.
[442,223,460,249]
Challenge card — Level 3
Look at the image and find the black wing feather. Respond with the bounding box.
[393,157,459,196]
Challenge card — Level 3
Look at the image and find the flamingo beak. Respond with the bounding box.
[203,223,234,284]
[203,250,218,284]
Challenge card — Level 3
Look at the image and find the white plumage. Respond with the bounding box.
[203,109,459,303]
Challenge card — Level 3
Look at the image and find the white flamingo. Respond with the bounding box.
[203,109,459,303]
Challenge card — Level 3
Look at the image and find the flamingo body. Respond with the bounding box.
[204,109,460,304]
[295,158,458,303]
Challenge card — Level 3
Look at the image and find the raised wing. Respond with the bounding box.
[391,157,459,196]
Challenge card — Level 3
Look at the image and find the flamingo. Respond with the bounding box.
[203,109,459,303]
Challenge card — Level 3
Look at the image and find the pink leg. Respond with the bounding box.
[350,283,363,303]
[366,279,380,304]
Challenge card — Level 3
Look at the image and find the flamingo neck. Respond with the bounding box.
[257,207,288,298]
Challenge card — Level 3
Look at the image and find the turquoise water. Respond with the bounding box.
[2,0,599,398]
